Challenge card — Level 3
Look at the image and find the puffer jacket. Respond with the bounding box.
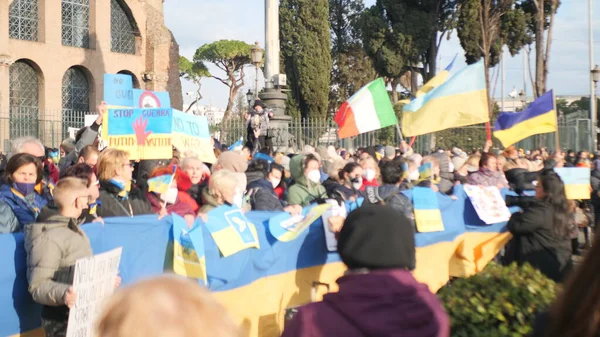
[24,214,93,321]
[247,178,285,211]
[0,184,48,229]
[361,184,416,230]
[286,155,327,207]
[97,180,154,218]
[0,200,19,233]
[432,153,454,195]
[249,110,269,136]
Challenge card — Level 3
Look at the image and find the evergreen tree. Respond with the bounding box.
[281,0,332,118]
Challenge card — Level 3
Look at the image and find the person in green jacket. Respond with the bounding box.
[287,154,327,207]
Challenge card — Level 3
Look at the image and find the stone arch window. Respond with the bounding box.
[9,0,39,41]
[111,0,137,54]
[9,60,40,139]
[117,70,140,89]
[62,0,90,48]
[62,67,90,138]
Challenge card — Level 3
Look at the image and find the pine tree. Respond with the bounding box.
[281,0,332,118]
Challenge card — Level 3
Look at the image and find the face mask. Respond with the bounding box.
[363,169,376,181]
[270,179,281,189]
[307,170,321,184]
[161,187,178,204]
[350,177,362,190]
[13,182,36,196]
[409,170,420,181]
[233,190,244,209]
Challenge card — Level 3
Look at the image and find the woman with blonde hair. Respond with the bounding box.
[199,169,244,213]
[96,148,154,218]
[358,156,380,191]
[97,275,240,337]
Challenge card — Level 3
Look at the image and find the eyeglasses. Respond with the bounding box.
[36,156,46,162]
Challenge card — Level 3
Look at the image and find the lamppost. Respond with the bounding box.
[250,42,263,99]
[591,65,600,150]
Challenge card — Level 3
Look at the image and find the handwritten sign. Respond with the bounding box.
[268,204,332,242]
[103,74,133,107]
[133,89,171,108]
[464,185,511,224]
[106,108,173,160]
[412,187,445,232]
[203,205,260,257]
[554,167,591,200]
[66,248,122,337]
[172,110,216,163]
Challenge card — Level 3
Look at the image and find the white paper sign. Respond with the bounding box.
[66,247,122,337]
[84,115,97,127]
[321,199,347,251]
[464,185,511,224]
[68,127,80,140]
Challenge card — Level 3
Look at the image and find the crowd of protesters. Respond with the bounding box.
[1,102,600,336]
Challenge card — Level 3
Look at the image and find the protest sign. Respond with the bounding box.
[269,204,332,242]
[171,110,217,163]
[66,247,122,337]
[172,215,207,284]
[133,89,171,108]
[554,167,591,200]
[103,74,133,107]
[321,200,346,251]
[412,187,445,232]
[464,185,511,224]
[203,205,260,257]
[105,108,173,160]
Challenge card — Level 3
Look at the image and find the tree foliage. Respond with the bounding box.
[329,0,376,114]
[178,56,209,112]
[280,0,332,118]
[193,40,256,122]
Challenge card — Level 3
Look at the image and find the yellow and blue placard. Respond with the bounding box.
[268,204,331,242]
[173,214,207,284]
[554,167,591,200]
[171,109,217,163]
[133,89,171,108]
[203,205,260,257]
[412,187,445,233]
[106,108,173,160]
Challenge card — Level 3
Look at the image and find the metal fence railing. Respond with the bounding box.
[0,112,592,154]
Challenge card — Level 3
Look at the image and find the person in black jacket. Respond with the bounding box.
[504,158,540,194]
[361,161,415,229]
[96,148,154,218]
[323,162,363,203]
[503,169,572,282]
[246,159,301,214]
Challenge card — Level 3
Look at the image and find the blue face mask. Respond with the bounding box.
[13,182,36,196]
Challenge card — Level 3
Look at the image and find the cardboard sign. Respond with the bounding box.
[133,89,171,108]
[171,110,216,163]
[464,185,511,224]
[66,248,122,337]
[105,108,173,160]
[103,74,133,107]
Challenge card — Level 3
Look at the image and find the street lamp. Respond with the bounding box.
[251,42,263,99]
[591,65,600,150]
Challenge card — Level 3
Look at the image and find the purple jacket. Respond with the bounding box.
[467,168,509,188]
[281,269,450,337]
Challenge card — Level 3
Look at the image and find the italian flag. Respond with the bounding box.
[334,78,398,139]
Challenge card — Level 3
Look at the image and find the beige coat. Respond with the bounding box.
[24,215,92,307]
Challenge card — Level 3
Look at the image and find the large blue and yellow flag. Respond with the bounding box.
[402,60,489,137]
[412,187,445,233]
[204,205,260,257]
[268,204,331,242]
[554,167,591,200]
[494,90,557,147]
[172,214,207,284]
[399,55,457,104]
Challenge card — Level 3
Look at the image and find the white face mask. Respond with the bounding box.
[409,170,420,181]
[271,179,281,189]
[307,170,321,184]
[363,169,376,181]
[161,187,178,204]
[233,189,244,208]
[351,177,363,190]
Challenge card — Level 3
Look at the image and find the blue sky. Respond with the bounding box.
[164,0,600,109]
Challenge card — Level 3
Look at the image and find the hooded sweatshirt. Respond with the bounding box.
[286,155,327,207]
[281,269,449,337]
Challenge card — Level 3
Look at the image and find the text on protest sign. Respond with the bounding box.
[171,110,216,163]
[464,185,511,224]
[66,247,122,337]
[103,74,133,107]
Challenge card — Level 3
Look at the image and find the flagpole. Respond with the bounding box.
[553,91,560,152]
[395,124,404,142]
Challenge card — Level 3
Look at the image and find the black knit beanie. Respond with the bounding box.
[338,204,416,270]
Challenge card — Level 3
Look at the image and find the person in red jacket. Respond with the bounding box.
[146,166,196,227]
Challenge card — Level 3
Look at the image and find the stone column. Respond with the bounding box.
[259,0,290,151]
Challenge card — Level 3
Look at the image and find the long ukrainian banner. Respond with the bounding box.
[0,185,515,337]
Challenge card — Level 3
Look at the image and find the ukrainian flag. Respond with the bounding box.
[412,187,444,233]
[204,205,260,257]
[402,60,490,137]
[173,214,207,284]
[399,55,457,104]
[494,90,557,147]
[554,167,591,200]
